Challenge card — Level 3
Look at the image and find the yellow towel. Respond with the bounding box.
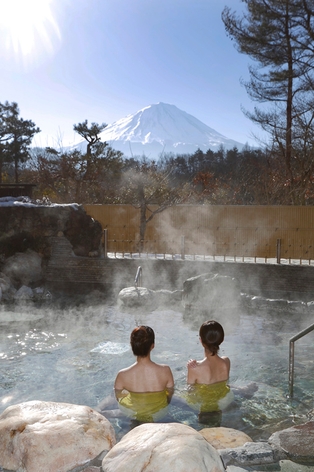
[186,381,234,412]
[118,389,169,422]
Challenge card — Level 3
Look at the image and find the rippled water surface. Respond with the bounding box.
[0,297,313,441]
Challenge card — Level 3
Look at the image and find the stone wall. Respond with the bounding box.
[45,240,314,301]
[2,199,313,301]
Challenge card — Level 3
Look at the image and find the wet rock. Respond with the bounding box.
[102,422,225,472]
[268,421,314,464]
[117,286,158,309]
[219,441,287,467]
[199,427,253,449]
[117,286,182,310]
[0,400,116,472]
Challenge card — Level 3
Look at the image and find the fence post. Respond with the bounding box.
[276,238,281,264]
[103,229,108,258]
[181,236,185,260]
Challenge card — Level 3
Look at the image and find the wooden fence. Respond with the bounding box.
[84,204,314,261]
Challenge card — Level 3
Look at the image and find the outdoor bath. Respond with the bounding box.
[0,292,313,443]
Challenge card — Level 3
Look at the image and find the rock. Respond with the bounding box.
[102,422,225,472]
[182,273,241,331]
[0,273,11,292]
[219,441,287,467]
[199,427,253,449]
[0,272,16,300]
[0,201,102,259]
[14,285,34,300]
[279,460,314,472]
[268,421,314,464]
[117,286,182,310]
[183,273,241,311]
[0,400,116,472]
[2,249,43,286]
[64,206,102,257]
[156,288,183,306]
[226,467,250,472]
[32,286,52,301]
[117,286,158,310]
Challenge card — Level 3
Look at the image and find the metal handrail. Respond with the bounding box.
[134,266,142,288]
[289,322,314,398]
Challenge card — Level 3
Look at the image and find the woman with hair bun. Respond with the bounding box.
[186,320,234,420]
[114,325,174,422]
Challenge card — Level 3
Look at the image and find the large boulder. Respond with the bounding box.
[0,272,16,300]
[118,286,158,309]
[2,249,43,287]
[182,273,242,330]
[183,273,241,310]
[117,286,182,310]
[0,198,102,258]
[199,427,253,450]
[102,422,225,472]
[0,401,116,472]
[268,421,314,464]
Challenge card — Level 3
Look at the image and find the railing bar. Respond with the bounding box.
[134,266,142,287]
[288,321,314,398]
[289,340,295,398]
[290,322,314,343]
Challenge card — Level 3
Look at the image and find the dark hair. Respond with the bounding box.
[199,320,224,356]
[130,326,155,357]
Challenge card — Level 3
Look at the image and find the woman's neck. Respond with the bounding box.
[136,354,151,364]
[204,349,215,359]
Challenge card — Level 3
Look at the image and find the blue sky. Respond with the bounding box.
[0,0,262,149]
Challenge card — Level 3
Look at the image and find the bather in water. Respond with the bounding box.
[186,320,234,424]
[114,325,174,422]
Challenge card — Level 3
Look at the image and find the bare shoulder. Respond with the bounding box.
[158,364,173,377]
[221,356,231,369]
[114,364,135,388]
[117,361,137,375]
[221,355,230,362]
[155,362,171,370]
[158,363,174,380]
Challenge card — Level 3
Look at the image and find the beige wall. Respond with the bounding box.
[84,204,314,260]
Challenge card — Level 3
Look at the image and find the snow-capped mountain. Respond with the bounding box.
[83,103,244,158]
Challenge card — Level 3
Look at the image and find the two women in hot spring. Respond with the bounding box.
[113,320,233,422]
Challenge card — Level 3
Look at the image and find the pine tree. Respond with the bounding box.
[0,101,40,183]
[222,0,314,203]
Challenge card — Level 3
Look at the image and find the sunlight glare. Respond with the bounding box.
[0,0,61,60]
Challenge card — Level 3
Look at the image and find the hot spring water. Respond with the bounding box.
[0,296,313,441]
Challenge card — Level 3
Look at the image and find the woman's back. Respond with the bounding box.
[116,360,173,393]
[187,354,230,385]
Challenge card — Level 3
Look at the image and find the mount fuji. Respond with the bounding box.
[85,103,245,158]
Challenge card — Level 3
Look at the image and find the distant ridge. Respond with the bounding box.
[78,103,245,158]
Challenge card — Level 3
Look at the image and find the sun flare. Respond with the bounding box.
[0,0,61,60]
